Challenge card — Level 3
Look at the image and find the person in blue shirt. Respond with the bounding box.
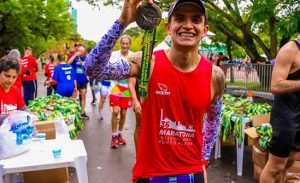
[52,54,77,98]
[68,45,89,119]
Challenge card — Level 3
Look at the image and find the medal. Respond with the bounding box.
[136,3,162,30]
[136,3,161,98]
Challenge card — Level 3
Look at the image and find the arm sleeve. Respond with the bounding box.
[202,98,222,161]
[83,20,131,81]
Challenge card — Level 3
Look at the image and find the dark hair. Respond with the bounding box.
[74,43,82,47]
[5,49,10,55]
[49,54,55,62]
[57,53,64,61]
[0,56,20,73]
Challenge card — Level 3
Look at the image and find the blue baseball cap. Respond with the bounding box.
[168,0,208,23]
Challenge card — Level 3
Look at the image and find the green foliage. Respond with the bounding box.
[203,0,300,61]
[82,40,96,52]
[113,19,168,52]
[0,0,75,56]
[226,81,260,90]
[78,0,299,62]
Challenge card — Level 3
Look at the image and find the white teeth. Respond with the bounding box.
[180,33,194,37]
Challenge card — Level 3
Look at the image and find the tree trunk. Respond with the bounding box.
[269,16,278,60]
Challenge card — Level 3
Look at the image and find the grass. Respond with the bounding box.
[226,81,260,90]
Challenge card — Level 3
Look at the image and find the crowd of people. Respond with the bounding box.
[0,44,93,121]
[0,40,138,150]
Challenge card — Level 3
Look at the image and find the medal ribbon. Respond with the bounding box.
[139,28,156,98]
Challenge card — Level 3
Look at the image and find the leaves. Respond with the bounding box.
[0,0,75,56]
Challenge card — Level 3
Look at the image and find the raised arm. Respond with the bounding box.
[202,65,225,163]
[84,0,153,81]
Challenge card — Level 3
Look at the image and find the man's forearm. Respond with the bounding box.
[202,98,222,161]
[272,80,300,95]
[68,54,77,64]
[84,20,129,81]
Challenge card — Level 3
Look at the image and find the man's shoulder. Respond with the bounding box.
[277,41,299,61]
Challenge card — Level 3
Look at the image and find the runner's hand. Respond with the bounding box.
[118,0,153,26]
[133,99,142,114]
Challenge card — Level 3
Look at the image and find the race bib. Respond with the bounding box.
[76,67,83,74]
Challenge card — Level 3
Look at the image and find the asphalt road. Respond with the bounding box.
[35,71,256,183]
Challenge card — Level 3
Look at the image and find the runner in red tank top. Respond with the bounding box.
[84,0,226,182]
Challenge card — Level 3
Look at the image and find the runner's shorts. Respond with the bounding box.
[269,128,300,157]
[109,95,132,108]
[137,172,204,183]
[98,82,110,96]
[77,83,88,90]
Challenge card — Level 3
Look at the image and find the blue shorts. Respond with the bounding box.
[97,81,111,96]
[137,172,204,183]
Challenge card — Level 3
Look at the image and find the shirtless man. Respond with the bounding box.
[260,35,300,183]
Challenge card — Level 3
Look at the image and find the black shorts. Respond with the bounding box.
[269,129,300,157]
[77,83,87,90]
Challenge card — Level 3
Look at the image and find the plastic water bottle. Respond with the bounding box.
[54,116,70,141]
[13,173,24,183]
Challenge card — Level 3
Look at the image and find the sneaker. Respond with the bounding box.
[91,99,96,106]
[98,114,103,120]
[80,112,89,120]
[111,136,119,148]
[98,110,103,120]
[118,134,126,145]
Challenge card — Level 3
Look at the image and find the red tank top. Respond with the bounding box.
[132,50,213,180]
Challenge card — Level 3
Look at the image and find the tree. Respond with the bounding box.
[0,0,75,57]
[204,0,299,62]
[81,0,299,63]
[113,19,168,52]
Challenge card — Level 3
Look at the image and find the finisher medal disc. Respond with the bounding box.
[136,3,162,30]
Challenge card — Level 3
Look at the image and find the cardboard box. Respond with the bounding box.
[245,127,260,147]
[252,145,268,168]
[253,164,262,181]
[34,120,75,140]
[252,113,270,127]
[288,161,300,173]
[34,120,56,139]
[296,152,300,161]
[247,113,270,145]
[23,120,70,183]
[24,168,69,183]
[286,172,300,183]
